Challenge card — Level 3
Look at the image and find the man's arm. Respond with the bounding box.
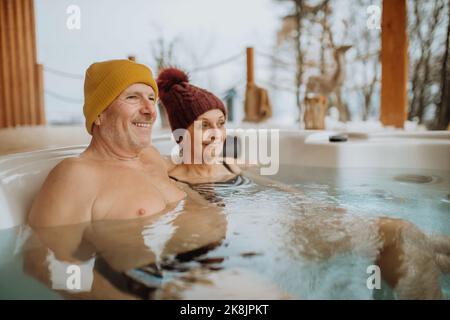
[28,158,95,227]
[23,228,139,300]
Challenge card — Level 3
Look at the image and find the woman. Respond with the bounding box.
[156,67,450,299]
[157,67,241,185]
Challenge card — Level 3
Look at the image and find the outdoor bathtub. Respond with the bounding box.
[0,129,449,299]
[0,130,449,230]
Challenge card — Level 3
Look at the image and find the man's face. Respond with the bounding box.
[95,83,157,152]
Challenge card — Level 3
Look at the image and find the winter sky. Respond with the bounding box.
[35,0,291,124]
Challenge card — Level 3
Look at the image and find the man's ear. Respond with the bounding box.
[94,115,102,126]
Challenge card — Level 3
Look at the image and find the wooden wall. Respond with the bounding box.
[0,0,45,128]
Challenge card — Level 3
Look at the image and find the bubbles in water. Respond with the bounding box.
[441,194,450,204]
[394,174,439,184]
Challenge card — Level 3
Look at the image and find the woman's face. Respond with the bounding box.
[185,109,226,164]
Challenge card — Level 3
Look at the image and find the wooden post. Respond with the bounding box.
[0,1,12,127]
[246,47,254,86]
[304,95,328,130]
[244,47,273,122]
[5,0,20,126]
[16,0,30,124]
[24,0,37,124]
[35,63,46,125]
[0,0,45,128]
[380,0,408,128]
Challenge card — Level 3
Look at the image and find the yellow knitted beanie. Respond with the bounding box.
[83,59,158,134]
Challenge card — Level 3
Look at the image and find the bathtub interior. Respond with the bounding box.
[0,146,86,230]
[0,130,449,299]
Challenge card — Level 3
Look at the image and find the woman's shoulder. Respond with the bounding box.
[168,164,189,183]
[223,157,242,175]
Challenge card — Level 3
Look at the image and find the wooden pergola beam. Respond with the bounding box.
[380,0,408,128]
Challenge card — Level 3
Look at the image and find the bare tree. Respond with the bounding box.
[151,37,178,71]
[149,36,180,127]
[293,0,305,120]
[305,44,352,122]
[408,0,446,125]
[305,8,353,122]
[275,0,330,122]
[433,0,450,130]
[275,0,448,127]
[349,0,381,121]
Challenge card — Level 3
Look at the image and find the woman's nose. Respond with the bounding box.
[207,129,223,142]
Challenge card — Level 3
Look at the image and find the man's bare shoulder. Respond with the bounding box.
[28,157,98,227]
[53,156,96,174]
[42,157,100,188]
[140,146,173,171]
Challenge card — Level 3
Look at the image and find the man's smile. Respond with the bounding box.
[132,121,152,129]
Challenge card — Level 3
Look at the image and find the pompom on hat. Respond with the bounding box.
[83,59,158,135]
[156,67,227,132]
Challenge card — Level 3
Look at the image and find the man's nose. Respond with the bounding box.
[140,99,156,116]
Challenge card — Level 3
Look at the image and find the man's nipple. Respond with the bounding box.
[138,208,146,216]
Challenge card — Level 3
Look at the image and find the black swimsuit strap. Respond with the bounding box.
[169,162,235,184]
[222,162,235,175]
[169,175,198,186]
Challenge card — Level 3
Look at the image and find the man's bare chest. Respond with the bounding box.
[91,165,185,220]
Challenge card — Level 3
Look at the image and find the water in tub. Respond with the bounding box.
[0,165,449,299]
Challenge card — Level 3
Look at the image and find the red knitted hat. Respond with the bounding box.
[157,67,227,132]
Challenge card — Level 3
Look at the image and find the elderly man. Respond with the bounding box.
[28,59,186,227]
[25,60,290,300]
